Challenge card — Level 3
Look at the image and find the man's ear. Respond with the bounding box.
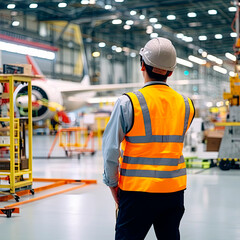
[168,72,173,77]
[141,62,146,71]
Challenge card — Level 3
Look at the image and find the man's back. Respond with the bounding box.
[103,37,195,240]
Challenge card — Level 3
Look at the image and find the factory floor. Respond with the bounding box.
[0,135,240,240]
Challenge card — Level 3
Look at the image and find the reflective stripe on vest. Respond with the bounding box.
[123,155,185,166]
[120,168,186,179]
[125,91,190,143]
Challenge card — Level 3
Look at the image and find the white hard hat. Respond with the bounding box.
[139,37,177,71]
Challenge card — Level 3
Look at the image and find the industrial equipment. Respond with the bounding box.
[48,127,95,159]
[218,0,240,170]
[0,74,34,199]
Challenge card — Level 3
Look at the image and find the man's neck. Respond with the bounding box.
[144,77,167,84]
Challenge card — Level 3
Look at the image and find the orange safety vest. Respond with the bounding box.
[118,83,195,193]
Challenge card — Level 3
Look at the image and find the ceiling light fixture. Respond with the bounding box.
[130,10,137,16]
[115,0,124,2]
[215,34,223,39]
[81,0,89,4]
[29,3,38,8]
[176,33,184,39]
[188,55,207,65]
[7,4,16,9]
[139,15,145,20]
[112,19,122,24]
[58,2,67,8]
[225,52,236,61]
[176,57,193,68]
[92,51,100,57]
[12,21,20,27]
[105,4,112,9]
[216,59,223,65]
[130,52,137,57]
[98,42,106,47]
[229,71,237,77]
[183,36,193,42]
[230,32,237,37]
[126,20,134,25]
[202,51,208,58]
[228,6,237,12]
[150,33,158,38]
[116,47,122,53]
[208,55,222,64]
[187,12,197,17]
[111,45,117,51]
[149,18,158,23]
[198,35,207,41]
[207,54,223,64]
[213,66,227,74]
[154,24,162,29]
[123,25,131,30]
[208,9,217,15]
[167,15,176,20]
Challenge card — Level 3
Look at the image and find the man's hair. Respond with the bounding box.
[140,56,172,81]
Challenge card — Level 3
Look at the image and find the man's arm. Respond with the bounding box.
[109,186,119,204]
[102,95,133,204]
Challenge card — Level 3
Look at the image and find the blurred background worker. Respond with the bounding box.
[102,37,195,240]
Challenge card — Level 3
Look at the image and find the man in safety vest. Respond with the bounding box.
[103,37,195,240]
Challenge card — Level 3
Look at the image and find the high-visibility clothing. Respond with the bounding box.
[118,84,195,193]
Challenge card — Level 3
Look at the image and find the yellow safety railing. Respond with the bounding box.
[59,127,89,148]
[48,127,95,158]
[95,116,110,150]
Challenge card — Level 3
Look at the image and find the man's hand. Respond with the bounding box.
[109,185,119,205]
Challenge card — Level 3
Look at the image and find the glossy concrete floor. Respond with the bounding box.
[0,135,240,240]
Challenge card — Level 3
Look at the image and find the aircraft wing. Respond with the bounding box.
[60,79,204,95]
[60,82,143,95]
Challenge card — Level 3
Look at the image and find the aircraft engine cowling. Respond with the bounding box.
[14,80,63,122]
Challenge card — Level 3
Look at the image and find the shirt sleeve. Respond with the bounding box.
[102,95,133,187]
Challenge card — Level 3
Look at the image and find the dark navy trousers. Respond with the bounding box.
[115,189,185,240]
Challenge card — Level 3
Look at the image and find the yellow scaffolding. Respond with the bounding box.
[0,74,34,194]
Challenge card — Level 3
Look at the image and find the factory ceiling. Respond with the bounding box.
[0,0,238,59]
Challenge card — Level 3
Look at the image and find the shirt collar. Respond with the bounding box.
[143,81,169,87]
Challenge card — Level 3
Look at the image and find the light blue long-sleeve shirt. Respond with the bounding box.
[102,81,168,187]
